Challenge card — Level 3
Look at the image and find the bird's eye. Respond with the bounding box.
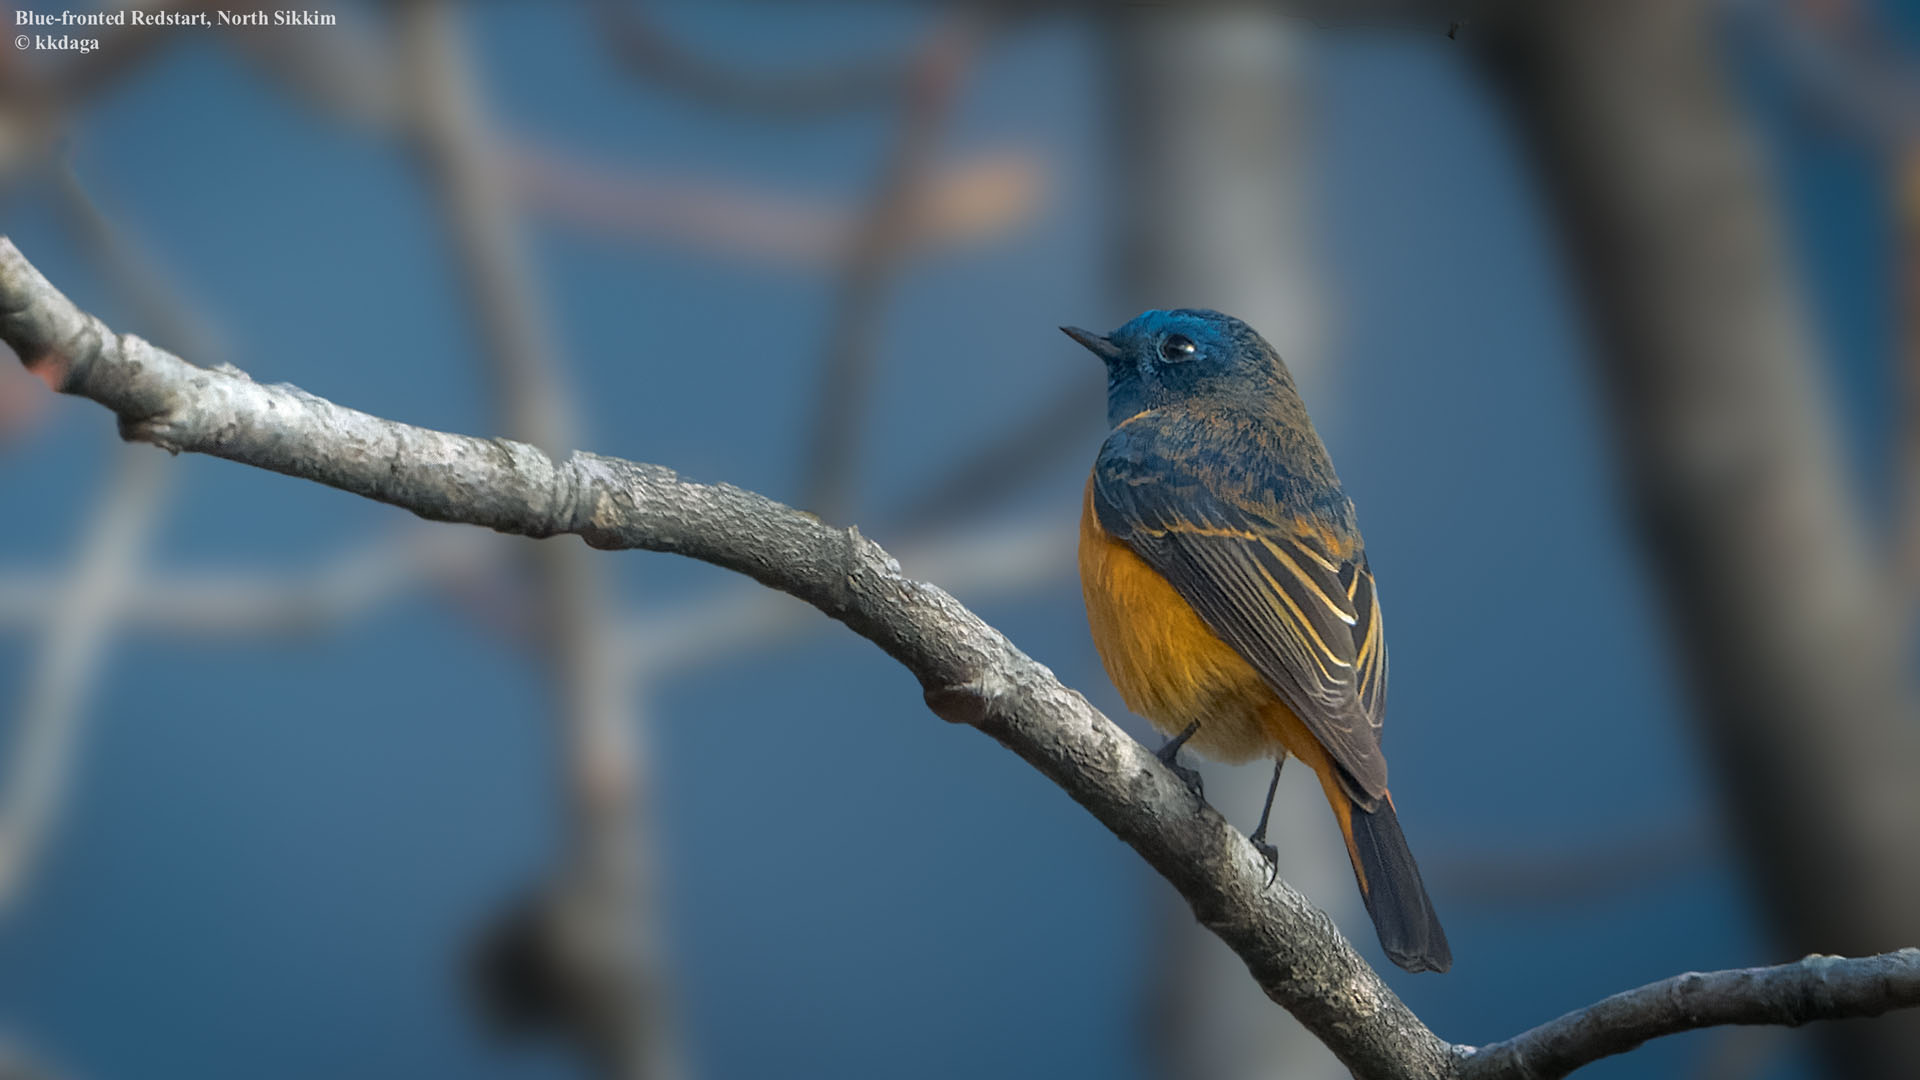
[1159,334,1196,363]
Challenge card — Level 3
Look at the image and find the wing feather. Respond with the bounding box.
[1095,454,1390,802]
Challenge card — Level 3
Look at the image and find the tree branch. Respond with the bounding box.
[5,236,1920,1078]
[0,234,1452,1079]
[1460,949,1920,1080]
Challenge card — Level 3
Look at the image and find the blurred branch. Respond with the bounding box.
[1691,1026,1789,1080]
[510,140,1045,265]
[1896,151,1920,608]
[0,351,47,441]
[882,372,1100,537]
[47,162,223,358]
[801,13,985,523]
[621,516,1073,679]
[1480,3,1920,1076]
[595,0,911,118]
[1732,0,1920,152]
[0,161,212,912]
[11,237,1920,1080]
[1428,820,1711,908]
[0,0,212,110]
[0,517,1068,659]
[0,1033,64,1080]
[0,447,161,909]
[874,0,1479,32]
[397,2,676,1076]
[1101,10,1344,1080]
[0,0,220,191]
[217,9,1041,269]
[224,8,407,133]
[0,528,503,636]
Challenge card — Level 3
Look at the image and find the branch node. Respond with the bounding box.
[116,411,182,453]
[1667,971,1705,1024]
[546,450,599,540]
[1799,953,1844,1020]
[831,524,871,615]
[923,683,987,726]
[923,668,1019,733]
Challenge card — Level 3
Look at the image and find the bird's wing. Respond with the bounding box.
[1094,446,1389,803]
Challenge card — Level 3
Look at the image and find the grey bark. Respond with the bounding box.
[1459,949,1920,1080]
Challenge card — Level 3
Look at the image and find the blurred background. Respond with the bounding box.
[1,2,1918,1078]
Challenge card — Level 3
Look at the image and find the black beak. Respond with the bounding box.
[1060,325,1123,364]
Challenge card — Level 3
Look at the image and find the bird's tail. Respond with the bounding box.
[1339,790,1451,973]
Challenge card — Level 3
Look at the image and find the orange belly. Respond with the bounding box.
[1079,478,1311,765]
[1081,478,1389,899]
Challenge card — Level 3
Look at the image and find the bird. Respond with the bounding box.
[1065,308,1450,973]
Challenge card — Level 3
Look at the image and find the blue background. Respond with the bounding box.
[0,4,1911,1078]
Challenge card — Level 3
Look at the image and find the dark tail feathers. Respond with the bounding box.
[1344,793,1451,973]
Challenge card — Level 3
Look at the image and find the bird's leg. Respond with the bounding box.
[1156,721,1204,798]
[1248,755,1286,883]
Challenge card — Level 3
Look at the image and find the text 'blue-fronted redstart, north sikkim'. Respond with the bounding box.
[1068,309,1451,973]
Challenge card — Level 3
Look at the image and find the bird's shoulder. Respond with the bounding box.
[1093,406,1357,551]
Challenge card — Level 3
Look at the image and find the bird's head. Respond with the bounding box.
[1062,309,1291,427]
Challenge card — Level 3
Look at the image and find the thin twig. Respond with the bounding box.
[1461,950,1920,1080]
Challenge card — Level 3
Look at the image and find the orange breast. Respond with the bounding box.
[1078,477,1286,764]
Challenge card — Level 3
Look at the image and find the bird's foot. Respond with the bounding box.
[1161,757,1204,799]
[1251,836,1279,886]
[1155,722,1204,798]
[1249,756,1285,886]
